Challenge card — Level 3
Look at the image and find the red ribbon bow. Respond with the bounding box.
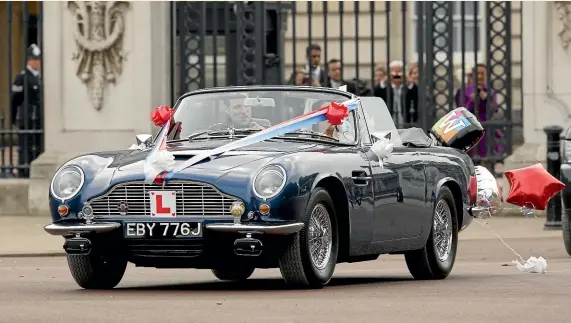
[322,101,349,125]
[151,105,174,127]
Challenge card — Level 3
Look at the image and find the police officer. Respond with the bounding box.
[10,44,42,178]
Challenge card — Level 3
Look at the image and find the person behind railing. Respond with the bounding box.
[323,58,358,94]
[304,44,327,86]
[372,63,387,91]
[454,63,504,173]
[373,60,418,128]
[9,44,42,178]
[407,62,419,86]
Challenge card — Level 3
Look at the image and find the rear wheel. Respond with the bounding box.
[405,186,458,280]
[67,249,127,289]
[211,267,255,281]
[279,188,339,289]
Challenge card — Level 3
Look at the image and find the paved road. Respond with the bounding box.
[1,236,570,323]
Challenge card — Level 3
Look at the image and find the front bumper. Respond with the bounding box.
[44,221,304,236]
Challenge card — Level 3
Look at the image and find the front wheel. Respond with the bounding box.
[562,200,571,256]
[279,188,339,289]
[67,250,127,289]
[211,267,255,281]
[405,186,459,280]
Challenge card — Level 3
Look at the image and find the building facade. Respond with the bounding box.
[0,1,570,215]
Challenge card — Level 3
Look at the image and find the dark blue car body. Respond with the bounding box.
[45,86,476,287]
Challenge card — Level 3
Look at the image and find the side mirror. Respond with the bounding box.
[136,134,153,147]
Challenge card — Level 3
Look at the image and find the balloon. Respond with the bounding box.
[504,163,565,210]
[470,166,503,218]
[430,107,484,152]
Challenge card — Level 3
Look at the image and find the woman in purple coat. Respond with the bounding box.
[455,64,504,171]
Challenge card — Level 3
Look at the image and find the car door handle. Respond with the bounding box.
[351,171,371,186]
[351,176,372,181]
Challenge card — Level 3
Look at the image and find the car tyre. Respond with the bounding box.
[67,250,127,290]
[405,186,458,280]
[279,187,339,289]
[562,201,571,256]
[211,267,255,281]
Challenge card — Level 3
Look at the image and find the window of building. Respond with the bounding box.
[412,1,485,62]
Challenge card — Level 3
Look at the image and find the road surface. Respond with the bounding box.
[1,236,570,323]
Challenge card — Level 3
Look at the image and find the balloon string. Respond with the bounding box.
[502,207,538,218]
[474,218,526,263]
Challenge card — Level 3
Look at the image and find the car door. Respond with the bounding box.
[346,148,376,252]
[378,147,426,241]
[353,105,405,243]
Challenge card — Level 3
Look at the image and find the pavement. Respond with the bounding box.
[0,214,564,257]
[1,236,570,322]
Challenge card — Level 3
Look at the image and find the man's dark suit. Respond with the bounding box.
[373,83,419,124]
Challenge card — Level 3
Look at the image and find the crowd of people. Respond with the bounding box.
[288,44,504,174]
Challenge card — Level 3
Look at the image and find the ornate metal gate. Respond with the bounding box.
[171,1,521,166]
[416,1,517,165]
[1,1,44,178]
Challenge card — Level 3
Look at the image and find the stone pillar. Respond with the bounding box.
[29,1,171,215]
[504,1,571,170]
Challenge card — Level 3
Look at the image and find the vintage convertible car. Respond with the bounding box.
[44,86,479,289]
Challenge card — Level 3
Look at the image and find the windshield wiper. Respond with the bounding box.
[186,128,262,142]
[278,130,339,142]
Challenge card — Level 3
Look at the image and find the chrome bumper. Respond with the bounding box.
[44,222,121,236]
[44,221,304,236]
[205,222,304,235]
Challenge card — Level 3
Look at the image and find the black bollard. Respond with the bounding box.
[544,125,564,230]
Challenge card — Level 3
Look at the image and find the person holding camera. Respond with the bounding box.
[289,68,320,87]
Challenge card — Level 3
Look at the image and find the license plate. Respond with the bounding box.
[124,222,202,238]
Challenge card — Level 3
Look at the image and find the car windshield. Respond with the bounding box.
[165,88,359,143]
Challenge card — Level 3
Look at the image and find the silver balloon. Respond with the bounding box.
[470,166,503,219]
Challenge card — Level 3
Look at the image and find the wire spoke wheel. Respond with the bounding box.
[308,204,333,270]
[433,199,453,262]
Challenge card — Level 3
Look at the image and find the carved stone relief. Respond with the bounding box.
[68,1,130,111]
[554,1,571,51]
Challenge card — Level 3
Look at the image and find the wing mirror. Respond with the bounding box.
[136,134,152,147]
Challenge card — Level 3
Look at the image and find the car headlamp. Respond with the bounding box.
[253,165,286,199]
[50,165,85,201]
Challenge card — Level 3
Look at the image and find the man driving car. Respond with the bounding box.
[224,99,270,130]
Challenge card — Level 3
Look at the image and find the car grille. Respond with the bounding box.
[88,181,239,218]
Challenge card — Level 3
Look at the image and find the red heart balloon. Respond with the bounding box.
[324,101,349,125]
[151,105,174,127]
[504,163,565,210]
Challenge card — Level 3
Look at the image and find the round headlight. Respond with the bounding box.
[50,165,85,201]
[253,165,286,199]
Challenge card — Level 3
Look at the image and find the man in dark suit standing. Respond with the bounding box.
[304,44,328,86]
[324,58,358,94]
[373,60,418,128]
[10,44,42,178]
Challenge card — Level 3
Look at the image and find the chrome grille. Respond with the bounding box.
[88,181,239,218]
